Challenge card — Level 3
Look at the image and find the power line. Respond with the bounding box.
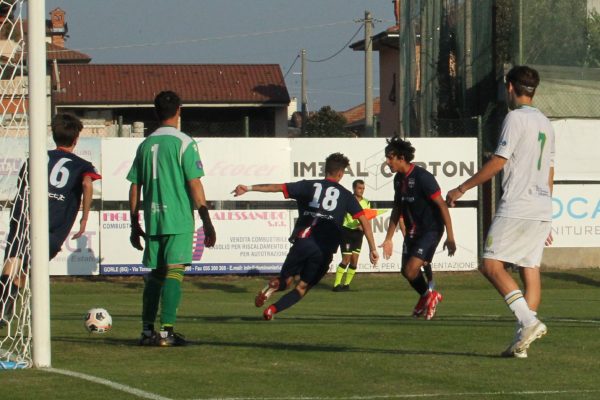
[47,20,357,53]
[283,54,300,79]
[306,25,363,63]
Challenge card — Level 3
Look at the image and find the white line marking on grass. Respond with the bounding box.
[188,389,600,400]
[46,368,173,400]
[460,314,600,325]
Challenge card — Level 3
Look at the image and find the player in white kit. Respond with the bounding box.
[446,65,555,358]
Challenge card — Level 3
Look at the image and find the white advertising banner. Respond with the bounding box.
[100,137,477,201]
[328,207,479,273]
[552,119,600,181]
[0,211,100,275]
[101,137,291,201]
[99,209,293,275]
[551,184,600,247]
[289,138,477,201]
[100,138,143,201]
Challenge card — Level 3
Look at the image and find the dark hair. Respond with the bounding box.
[154,91,181,121]
[352,179,365,189]
[505,65,539,97]
[385,136,415,162]
[324,152,350,175]
[51,113,83,147]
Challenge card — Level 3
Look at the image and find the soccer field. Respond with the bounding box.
[2,269,600,400]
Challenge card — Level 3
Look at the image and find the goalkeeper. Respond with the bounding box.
[128,91,216,347]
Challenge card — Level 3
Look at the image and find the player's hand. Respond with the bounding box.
[72,217,88,239]
[446,188,463,207]
[231,185,249,197]
[130,219,145,251]
[203,223,216,247]
[379,239,393,260]
[443,237,456,256]
[545,231,553,246]
[369,249,379,266]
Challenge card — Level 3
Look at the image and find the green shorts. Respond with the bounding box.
[143,232,193,269]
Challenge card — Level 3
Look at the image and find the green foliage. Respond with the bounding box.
[586,10,600,67]
[4,270,600,399]
[303,106,350,137]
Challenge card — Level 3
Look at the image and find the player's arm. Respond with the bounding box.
[380,204,401,260]
[357,214,379,266]
[128,183,145,251]
[446,155,507,207]
[232,183,285,197]
[432,195,456,256]
[72,175,93,239]
[188,178,216,247]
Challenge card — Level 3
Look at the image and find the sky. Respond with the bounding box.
[45,0,396,112]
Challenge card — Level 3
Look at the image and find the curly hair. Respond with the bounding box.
[384,136,415,162]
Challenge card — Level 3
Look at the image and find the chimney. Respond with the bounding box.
[50,8,66,48]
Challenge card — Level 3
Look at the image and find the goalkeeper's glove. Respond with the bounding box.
[198,205,216,247]
[130,214,145,251]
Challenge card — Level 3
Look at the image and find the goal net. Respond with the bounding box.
[0,0,32,369]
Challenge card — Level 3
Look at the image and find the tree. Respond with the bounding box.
[303,106,350,137]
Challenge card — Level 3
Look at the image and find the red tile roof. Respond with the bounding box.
[46,42,91,63]
[341,97,380,125]
[53,64,290,105]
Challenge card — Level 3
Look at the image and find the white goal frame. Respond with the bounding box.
[27,0,50,368]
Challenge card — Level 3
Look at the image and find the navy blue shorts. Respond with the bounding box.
[280,237,333,286]
[402,231,443,266]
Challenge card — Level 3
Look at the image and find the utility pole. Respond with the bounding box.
[364,10,374,137]
[301,49,307,136]
[398,0,410,137]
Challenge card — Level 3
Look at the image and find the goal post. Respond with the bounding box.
[28,0,50,368]
[0,0,49,369]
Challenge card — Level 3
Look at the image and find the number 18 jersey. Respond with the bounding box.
[494,106,555,221]
[283,178,365,254]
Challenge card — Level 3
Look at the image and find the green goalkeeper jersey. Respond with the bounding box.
[127,126,205,235]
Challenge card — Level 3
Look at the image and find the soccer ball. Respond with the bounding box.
[84,308,112,334]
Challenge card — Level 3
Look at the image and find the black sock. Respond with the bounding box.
[273,289,302,313]
[408,274,429,296]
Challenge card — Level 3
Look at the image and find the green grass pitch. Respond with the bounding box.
[3,269,600,400]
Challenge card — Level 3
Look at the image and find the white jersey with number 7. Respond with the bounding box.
[494,105,555,221]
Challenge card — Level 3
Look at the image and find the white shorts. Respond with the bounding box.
[483,216,551,268]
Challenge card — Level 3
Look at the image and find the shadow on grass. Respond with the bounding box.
[51,336,499,359]
[189,281,248,293]
[543,272,600,288]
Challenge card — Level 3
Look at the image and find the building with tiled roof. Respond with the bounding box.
[341,97,381,136]
[53,64,291,137]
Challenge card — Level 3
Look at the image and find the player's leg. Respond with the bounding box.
[422,262,434,290]
[402,255,430,317]
[0,257,22,326]
[333,252,350,291]
[264,240,324,320]
[157,233,192,346]
[342,251,359,289]
[484,217,547,355]
[256,243,300,307]
[139,235,163,345]
[519,266,541,311]
[342,230,363,290]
